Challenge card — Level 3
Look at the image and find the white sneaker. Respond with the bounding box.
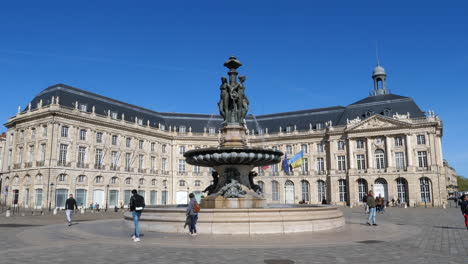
[192,233,197,236]
[133,237,140,242]
[131,235,136,240]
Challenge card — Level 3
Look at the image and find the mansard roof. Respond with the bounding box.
[24,83,426,133]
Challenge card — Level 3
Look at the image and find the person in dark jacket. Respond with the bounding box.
[460,195,468,230]
[366,191,377,226]
[129,189,145,242]
[64,194,78,226]
[186,193,199,236]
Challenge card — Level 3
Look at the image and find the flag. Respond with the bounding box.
[289,151,304,168]
[262,165,270,170]
[282,153,289,174]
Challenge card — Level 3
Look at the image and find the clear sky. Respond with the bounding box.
[0,1,467,177]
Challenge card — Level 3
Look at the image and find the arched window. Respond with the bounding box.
[339,179,347,202]
[396,178,408,203]
[111,176,118,184]
[13,176,19,184]
[58,174,66,182]
[195,180,201,187]
[301,180,310,202]
[151,179,156,186]
[36,174,43,182]
[125,177,131,184]
[357,179,368,202]
[271,181,279,201]
[139,178,144,185]
[179,180,186,187]
[24,175,31,184]
[95,176,103,183]
[420,177,431,202]
[375,149,385,169]
[77,175,86,183]
[317,180,326,202]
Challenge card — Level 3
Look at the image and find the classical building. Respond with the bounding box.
[0,65,449,209]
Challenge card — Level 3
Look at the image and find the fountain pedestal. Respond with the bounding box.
[220,124,248,147]
[201,193,266,209]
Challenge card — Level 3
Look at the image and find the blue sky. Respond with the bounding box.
[0,1,467,177]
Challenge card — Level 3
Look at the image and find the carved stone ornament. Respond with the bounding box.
[358,118,395,130]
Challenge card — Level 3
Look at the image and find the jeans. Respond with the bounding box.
[132,211,142,238]
[367,207,376,224]
[190,214,198,234]
[66,209,74,223]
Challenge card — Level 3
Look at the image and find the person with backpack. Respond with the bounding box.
[64,194,78,226]
[129,189,145,242]
[186,193,200,236]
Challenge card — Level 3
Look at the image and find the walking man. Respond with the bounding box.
[65,194,78,226]
[129,189,145,242]
[460,194,468,230]
[366,190,377,226]
[187,193,200,236]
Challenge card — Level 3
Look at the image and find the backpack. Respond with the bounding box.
[362,195,368,203]
[133,195,145,210]
[193,202,200,213]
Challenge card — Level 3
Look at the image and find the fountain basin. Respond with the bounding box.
[184,147,283,167]
[124,205,345,235]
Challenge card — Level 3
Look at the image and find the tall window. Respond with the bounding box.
[337,141,345,151]
[316,157,324,173]
[125,153,131,171]
[317,180,326,202]
[150,191,157,205]
[395,152,405,169]
[356,154,366,170]
[417,151,428,168]
[126,137,131,148]
[417,135,426,145]
[58,174,66,182]
[286,145,292,155]
[162,158,167,172]
[31,128,36,139]
[109,190,119,207]
[420,178,431,202]
[193,165,201,174]
[34,189,43,208]
[162,144,167,153]
[151,142,155,151]
[139,178,144,185]
[111,151,118,169]
[396,178,408,203]
[78,175,86,183]
[316,143,324,153]
[375,149,385,169]
[28,145,34,162]
[112,135,118,145]
[75,189,87,207]
[42,126,47,137]
[179,180,186,187]
[138,155,144,170]
[17,147,23,163]
[61,126,69,137]
[79,129,87,141]
[339,179,347,202]
[59,144,68,165]
[151,179,156,186]
[150,156,155,172]
[178,159,186,173]
[394,136,403,147]
[139,140,144,150]
[357,179,368,202]
[195,180,201,186]
[40,144,46,162]
[301,180,310,202]
[111,177,117,184]
[179,146,185,154]
[271,181,279,201]
[95,149,103,168]
[78,147,86,167]
[124,190,132,205]
[337,156,346,171]
[301,144,308,154]
[356,139,365,149]
[162,190,167,205]
[96,132,103,143]
[300,158,308,173]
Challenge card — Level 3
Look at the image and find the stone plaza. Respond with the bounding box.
[0,205,466,264]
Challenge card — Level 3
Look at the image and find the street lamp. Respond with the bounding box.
[48,183,54,211]
[187,186,190,204]
[164,186,167,205]
[106,184,110,211]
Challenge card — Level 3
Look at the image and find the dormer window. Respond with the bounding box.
[160,124,166,131]
[286,126,292,133]
[365,110,373,118]
[209,127,216,135]
[111,111,118,119]
[137,118,143,126]
[316,123,324,130]
[79,103,87,112]
[179,126,186,134]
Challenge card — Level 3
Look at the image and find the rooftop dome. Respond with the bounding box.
[372,65,386,76]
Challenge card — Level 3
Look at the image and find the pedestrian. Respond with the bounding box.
[460,195,468,230]
[95,203,100,212]
[362,194,369,213]
[391,198,395,207]
[366,190,377,226]
[186,193,200,236]
[376,195,384,213]
[321,197,327,205]
[129,189,145,242]
[64,194,78,226]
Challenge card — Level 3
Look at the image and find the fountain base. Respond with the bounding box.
[201,196,266,209]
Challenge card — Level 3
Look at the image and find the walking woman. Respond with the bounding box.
[460,194,468,230]
[187,193,200,235]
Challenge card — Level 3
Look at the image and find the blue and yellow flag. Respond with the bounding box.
[282,153,289,174]
[288,151,304,168]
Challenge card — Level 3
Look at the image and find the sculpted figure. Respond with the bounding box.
[218,77,229,120]
[248,171,262,194]
[217,179,246,198]
[202,171,219,195]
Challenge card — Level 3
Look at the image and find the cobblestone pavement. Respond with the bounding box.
[0,207,466,264]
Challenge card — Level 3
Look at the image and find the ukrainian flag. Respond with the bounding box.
[288,151,304,168]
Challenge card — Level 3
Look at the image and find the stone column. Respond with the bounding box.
[405,134,413,171]
[366,138,373,171]
[428,133,437,170]
[348,139,355,170]
[385,136,393,170]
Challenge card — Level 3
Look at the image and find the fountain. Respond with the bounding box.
[124,57,345,234]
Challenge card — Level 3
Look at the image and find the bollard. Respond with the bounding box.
[80,208,85,214]
[404,203,407,208]
[6,209,11,217]
[53,208,58,215]
[442,203,446,209]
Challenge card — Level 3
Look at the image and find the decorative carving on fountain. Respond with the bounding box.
[202,171,219,195]
[217,179,247,198]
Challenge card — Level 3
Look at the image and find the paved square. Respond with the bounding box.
[0,206,466,264]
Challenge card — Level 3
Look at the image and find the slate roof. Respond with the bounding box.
[24,84,426,133]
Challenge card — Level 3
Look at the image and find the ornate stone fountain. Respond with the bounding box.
[124,57,345,234]
[184,56,283,209]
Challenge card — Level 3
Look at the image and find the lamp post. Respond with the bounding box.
[187,186,190,204]
[48,183,54,211]
[106,184,109,211]
[164,186,167,205]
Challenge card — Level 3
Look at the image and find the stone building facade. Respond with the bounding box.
[0,65,450,209]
